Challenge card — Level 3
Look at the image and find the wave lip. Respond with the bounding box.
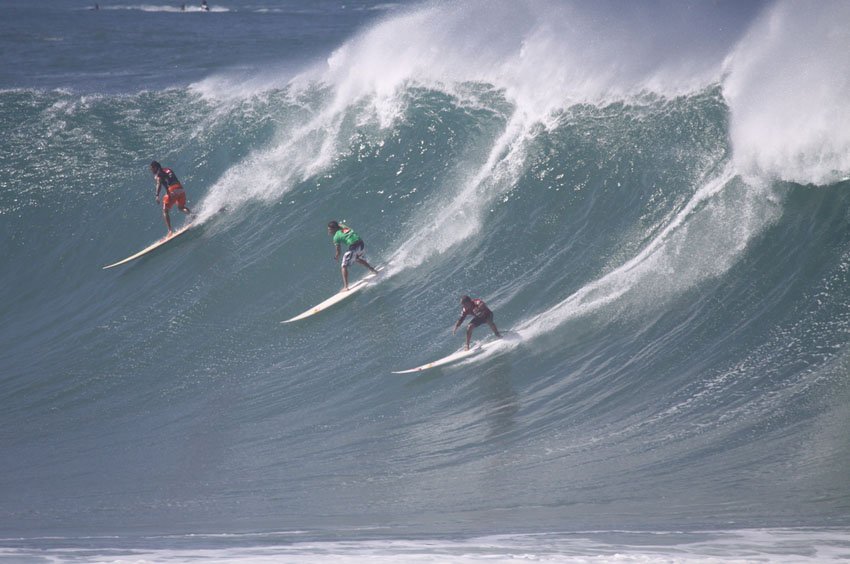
[724,0,850,185]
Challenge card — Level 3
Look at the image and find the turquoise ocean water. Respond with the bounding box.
[2,1,850,561]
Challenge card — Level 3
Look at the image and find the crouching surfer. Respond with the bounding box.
[453,295,502,350]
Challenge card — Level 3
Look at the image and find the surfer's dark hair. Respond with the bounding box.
[150,160,161,170]
[328,221,340,230]
[461,295,472,304]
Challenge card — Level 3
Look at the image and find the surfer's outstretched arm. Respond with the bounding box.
[452,313,467,335]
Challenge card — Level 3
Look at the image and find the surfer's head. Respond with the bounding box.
[149,161,161,173]
[461,295,473,306]
[327,220,340,233]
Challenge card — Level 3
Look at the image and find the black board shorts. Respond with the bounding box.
[469,311,493,327]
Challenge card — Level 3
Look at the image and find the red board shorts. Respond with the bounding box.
[162,186,186,211]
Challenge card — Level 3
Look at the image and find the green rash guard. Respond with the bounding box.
[333,226,362,247]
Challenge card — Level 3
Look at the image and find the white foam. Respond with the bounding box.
[2,528,848,562]
[188,0,764,260]
[188,0,830,279]
[723,0,850,184]
[384,111,538,275]
[103,4,229,12]
[311,0,738,122]
[517,165,784,339]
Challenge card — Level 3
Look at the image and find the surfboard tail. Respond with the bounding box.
[281,266,383,323]
[102,224,193,269]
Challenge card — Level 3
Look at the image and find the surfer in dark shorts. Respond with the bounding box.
[328,221,379,291]
[453,295,502,350]
[150,161,191,237]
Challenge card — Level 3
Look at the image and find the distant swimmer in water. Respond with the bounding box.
[453,295,502,350]
[200,0,209,11]
[327,221,379,291]
[150,161,192,237]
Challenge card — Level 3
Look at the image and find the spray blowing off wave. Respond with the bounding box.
[724,0,850,184]
[190,0,766,268]
[189,0,850,233]
[187,0,850,232]
[193,86,342,224]
[309,0,747,119]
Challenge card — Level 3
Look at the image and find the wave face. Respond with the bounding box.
[2,0,850,554]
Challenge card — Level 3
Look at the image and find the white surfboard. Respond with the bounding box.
[102,224,192,270]
[282,267,383,323]
[392,332,520,374]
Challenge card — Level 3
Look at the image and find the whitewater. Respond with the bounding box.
[2,0,850,561]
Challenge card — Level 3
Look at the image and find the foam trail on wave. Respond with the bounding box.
[384,112,537,274]
[104,5,229,12]
[723,0,850,185]
[193,92,350,224]
[515,164,783,340]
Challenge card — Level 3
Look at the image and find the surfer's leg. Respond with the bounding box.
[175,190,190,215]
[162,208,174,235]
[465,323,474,351]
[354,242,378,274]
[341,264,350,291]
[486,314,501,338]
[356,257,378,274]
[162,193,175,235]
[340,247,355,290]
[487,319,502,338]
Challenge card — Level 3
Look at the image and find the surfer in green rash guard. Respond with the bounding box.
[328,220,379,291]
[453,295,502,351]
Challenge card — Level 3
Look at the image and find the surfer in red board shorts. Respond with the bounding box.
[150,161,191,237]
[453,295,502,350]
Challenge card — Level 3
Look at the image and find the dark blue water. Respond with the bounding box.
[2,0,850,561]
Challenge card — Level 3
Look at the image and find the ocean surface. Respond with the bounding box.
[3,0,850,561]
